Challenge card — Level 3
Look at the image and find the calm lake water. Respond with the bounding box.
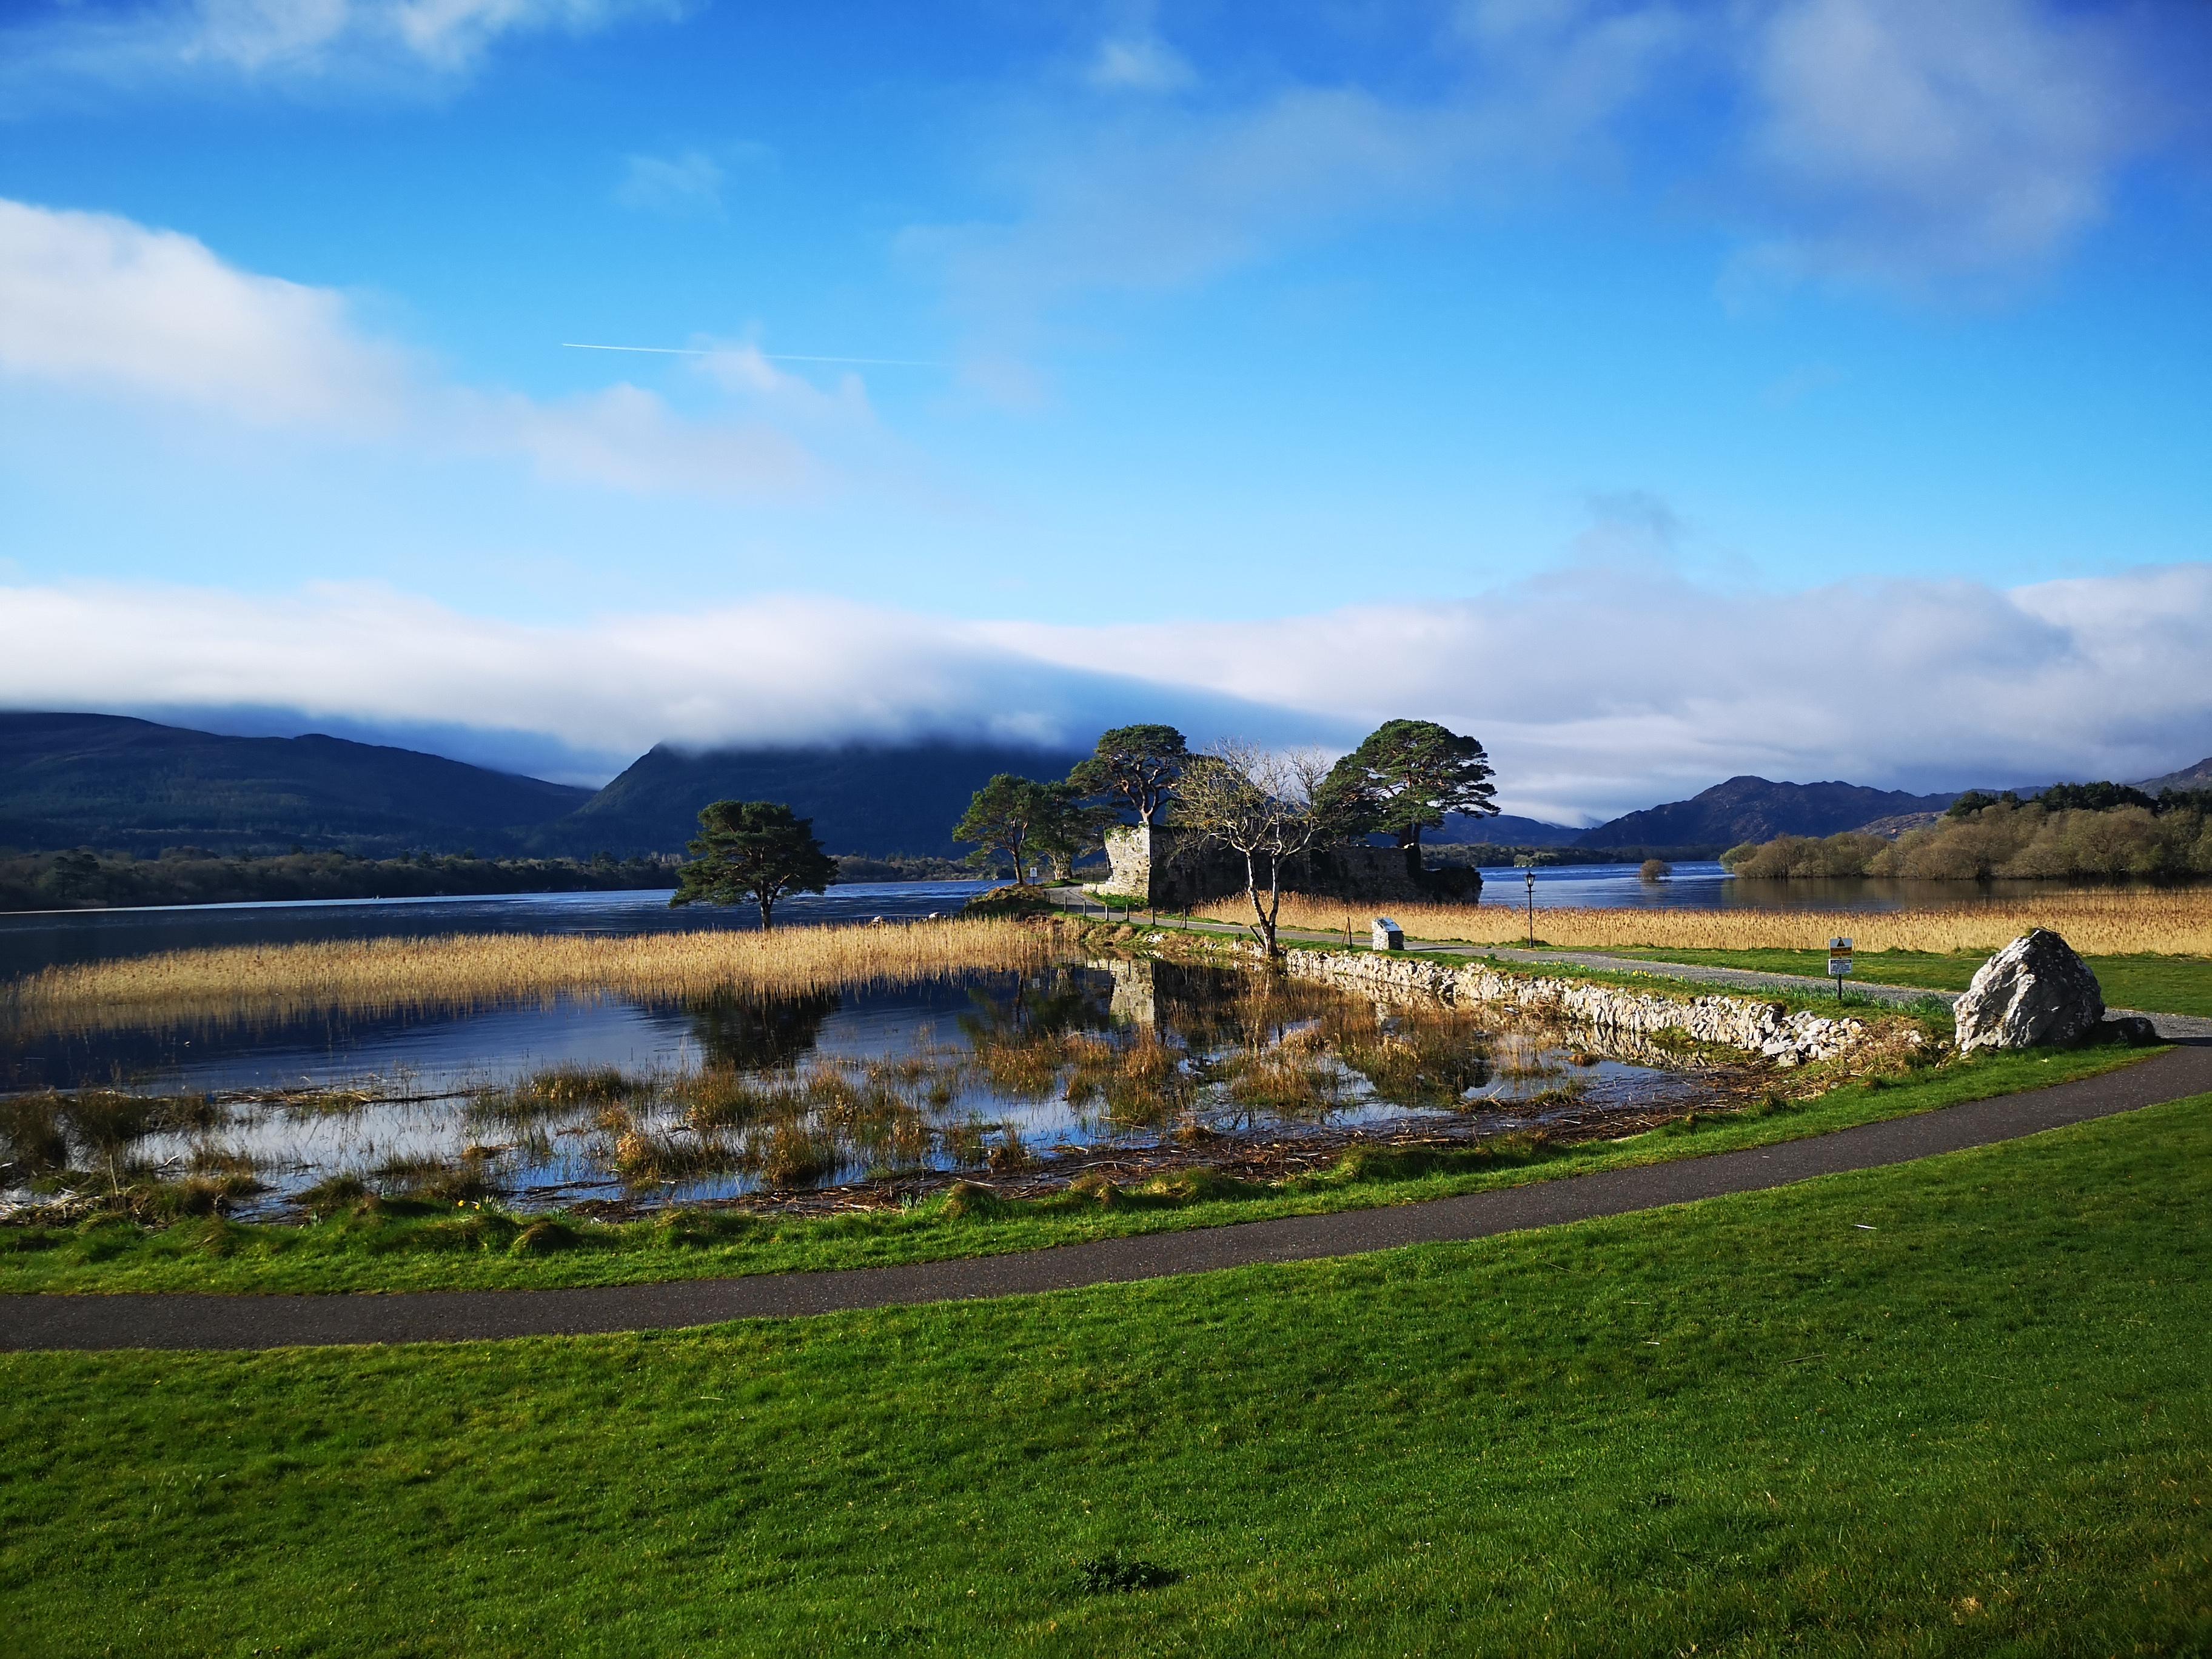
[0,865,2162,983]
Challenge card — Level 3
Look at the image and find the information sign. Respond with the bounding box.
[1828,937,1854,998]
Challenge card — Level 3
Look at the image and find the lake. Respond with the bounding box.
[0,863,2134,982]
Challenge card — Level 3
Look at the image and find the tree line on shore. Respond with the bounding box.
[676,720,1501,953]
[0,847,682,913]
[1721,785,2212,881]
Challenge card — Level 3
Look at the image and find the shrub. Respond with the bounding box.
[511,1218,580,1255]
[938,1180,1002,1219]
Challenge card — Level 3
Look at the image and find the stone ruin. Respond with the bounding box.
[1096,824,1482,910]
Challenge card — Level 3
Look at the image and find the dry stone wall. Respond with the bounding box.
[1278,945,1890,1067]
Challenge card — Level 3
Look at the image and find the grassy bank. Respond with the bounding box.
[1206,888,2212,956]
[0,1045,2147,1295]
[7,1093,2210,1656]
[1598,947,2212,1018]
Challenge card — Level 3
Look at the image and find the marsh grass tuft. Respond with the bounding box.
[371,1148,502,1204]
[745,1122,839,1189]
[1224,1045,1347,1114]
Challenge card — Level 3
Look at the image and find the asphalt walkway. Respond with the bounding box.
[6,1039,2207,1354]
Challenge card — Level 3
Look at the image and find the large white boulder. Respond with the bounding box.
[1954,930,2105,1052]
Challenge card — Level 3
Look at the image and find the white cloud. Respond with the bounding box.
[1088,34,1195,95]
[1736,0,2155,286]
[0,584,1280,776]
[0,0,680,94]
[911,0,2190,355]
[0,197,826,500]
[981,561,2212,820]
[0,198,413,432]
[615,149,725,217]
[2,565,2206,817]
[903,86,1491,337]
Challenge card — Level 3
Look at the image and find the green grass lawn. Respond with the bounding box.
[1600,947,2212,1017]
[0,1046,2148,1296]
[5,1093,2209,1657]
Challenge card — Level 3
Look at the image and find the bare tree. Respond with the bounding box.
[1176,740,1336,959]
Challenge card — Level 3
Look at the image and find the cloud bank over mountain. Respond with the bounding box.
[2,563,2205,820]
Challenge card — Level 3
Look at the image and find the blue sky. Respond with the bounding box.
[1,1,2209,819]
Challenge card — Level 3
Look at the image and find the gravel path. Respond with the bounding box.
[5,1040,2206,1354]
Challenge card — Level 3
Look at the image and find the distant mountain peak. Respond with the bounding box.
[1575,776,1960,853]
[2135,755,2212,794]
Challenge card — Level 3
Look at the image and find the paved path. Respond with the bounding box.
[6,1040,2207,1355]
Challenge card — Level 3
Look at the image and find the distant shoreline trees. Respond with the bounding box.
[1723,791,2212,880]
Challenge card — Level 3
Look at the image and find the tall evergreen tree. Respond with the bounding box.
[669,799,839,930]
[954,774,1061,883]
[1320,720,1499,854]
[1067,724,1188,827]
[1028,782,1114,882]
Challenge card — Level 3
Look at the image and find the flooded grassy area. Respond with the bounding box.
[2,912,2155,1294]
[1,957,1731,1222]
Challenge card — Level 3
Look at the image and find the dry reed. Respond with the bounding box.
[1200,889,2212,957]
[4,917,1064,1033]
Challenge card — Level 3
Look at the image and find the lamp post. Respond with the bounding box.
[1524,866,1537,947]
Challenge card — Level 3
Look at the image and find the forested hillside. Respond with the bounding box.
[0,714,590,856]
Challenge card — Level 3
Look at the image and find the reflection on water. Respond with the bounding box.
[1,961,1715,1217]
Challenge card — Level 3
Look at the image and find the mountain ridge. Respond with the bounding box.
[0,712,590,857]
[533,739,1092,862]
[2136,755,2212,794]
[1573,776,1963,851]
[7,710,2206,865]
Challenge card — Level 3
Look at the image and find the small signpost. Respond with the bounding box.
[1828,936,1854,1001]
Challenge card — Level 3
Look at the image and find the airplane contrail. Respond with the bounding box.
[561,342,943,367]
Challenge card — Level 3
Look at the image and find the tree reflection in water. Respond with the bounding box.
[685,989,842,1071]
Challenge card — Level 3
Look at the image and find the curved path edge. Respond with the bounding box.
[7,1042,2210,1353]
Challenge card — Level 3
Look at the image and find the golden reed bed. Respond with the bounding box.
[4,917,1063,1033]
[1199,889,2212,958]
